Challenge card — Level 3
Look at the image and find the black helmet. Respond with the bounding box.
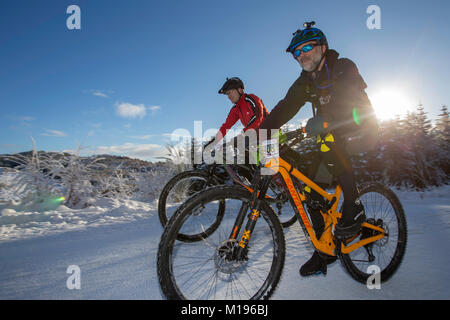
[286,21,328,53]
[218,77,244,94]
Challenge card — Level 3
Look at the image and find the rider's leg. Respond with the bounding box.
[299,155,336,277]
[285,147,328,240]
[300,203,337,277]
[318,133,365,239]
[278,143,339,276]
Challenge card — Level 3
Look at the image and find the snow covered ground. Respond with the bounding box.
[0,167,449,299]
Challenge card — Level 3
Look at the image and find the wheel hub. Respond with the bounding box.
[362,218,388,247]
[214,239,246,274]
[375,221,389,247]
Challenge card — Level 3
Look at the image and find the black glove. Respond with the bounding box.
[305,116,327,136]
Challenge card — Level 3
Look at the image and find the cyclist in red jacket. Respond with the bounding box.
[211,77,269,144]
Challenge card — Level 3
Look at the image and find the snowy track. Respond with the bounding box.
[0,188,449,299]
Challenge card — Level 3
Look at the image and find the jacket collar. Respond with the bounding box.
[302,49,340,82]
[323,49,339,69]
[236,92,246,105]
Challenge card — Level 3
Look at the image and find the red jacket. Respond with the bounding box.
[216,93,269,141]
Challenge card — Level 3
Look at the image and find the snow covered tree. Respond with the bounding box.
[370,117,410,187]
[400,105,444,189]
[433,105,450,178]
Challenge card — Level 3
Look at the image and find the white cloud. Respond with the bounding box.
[161,131,192,140]
[94,142,167,160]
[84,89,113,98]
[41,129,67,137]
[92,90,109,98]
[129,135,154,140]
[115,102,147,119]
[148,105,161,115]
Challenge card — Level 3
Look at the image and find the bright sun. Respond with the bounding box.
[369,89,416,121]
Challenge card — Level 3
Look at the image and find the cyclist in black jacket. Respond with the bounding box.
[260,22,377,276]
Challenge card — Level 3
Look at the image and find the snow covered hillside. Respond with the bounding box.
[0,167,449,300]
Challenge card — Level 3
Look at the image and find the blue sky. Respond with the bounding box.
[1,0,449,161]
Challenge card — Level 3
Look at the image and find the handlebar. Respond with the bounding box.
[280,127,309,151]
[283,127,305,144]
[191,126,310,170]
[204,126,307,155]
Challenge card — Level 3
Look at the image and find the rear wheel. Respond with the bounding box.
[267,180,297,228]
[340,182,407,283]
[158,170,224,241]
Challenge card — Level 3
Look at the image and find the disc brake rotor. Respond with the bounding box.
[214,239,246,274]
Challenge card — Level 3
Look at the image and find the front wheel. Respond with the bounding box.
[340,182,407,283]
[157,185,286,300]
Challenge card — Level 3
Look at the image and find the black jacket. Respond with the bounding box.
[260,49,374,137]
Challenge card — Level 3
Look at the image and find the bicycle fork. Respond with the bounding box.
[229,172,272,261]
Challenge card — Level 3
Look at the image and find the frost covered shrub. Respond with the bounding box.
[127,165,177,202]
[158,143,192,174]
[5,148,102,209]
[50,155,103,208]
[40,153,178,206]
[4,140,104,208]
[2,139,187,209]
[4,150,175,208]
[4,148,62,209]
[95,164,137,200]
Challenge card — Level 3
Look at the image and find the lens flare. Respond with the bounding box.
[369,88,415,120]
[51,196,66,204]
[353,108,361,126]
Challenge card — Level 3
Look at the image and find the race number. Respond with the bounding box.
[261,139,279,162]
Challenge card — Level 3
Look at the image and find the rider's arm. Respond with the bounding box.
[216,105,239,142]
[243,94,266,131]
[259,75,308,133]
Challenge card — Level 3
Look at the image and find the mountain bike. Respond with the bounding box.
[157,132,306,232]
[157,128,407,300]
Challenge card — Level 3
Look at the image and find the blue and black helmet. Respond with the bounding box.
[286,21,328,53]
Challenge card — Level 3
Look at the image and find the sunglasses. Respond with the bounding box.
[292,43,318,58]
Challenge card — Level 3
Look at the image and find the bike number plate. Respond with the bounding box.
[261,139,279,162]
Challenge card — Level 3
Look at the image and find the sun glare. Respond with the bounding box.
[369,89,415,121]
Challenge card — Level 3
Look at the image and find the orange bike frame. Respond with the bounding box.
[262,157,386,256]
